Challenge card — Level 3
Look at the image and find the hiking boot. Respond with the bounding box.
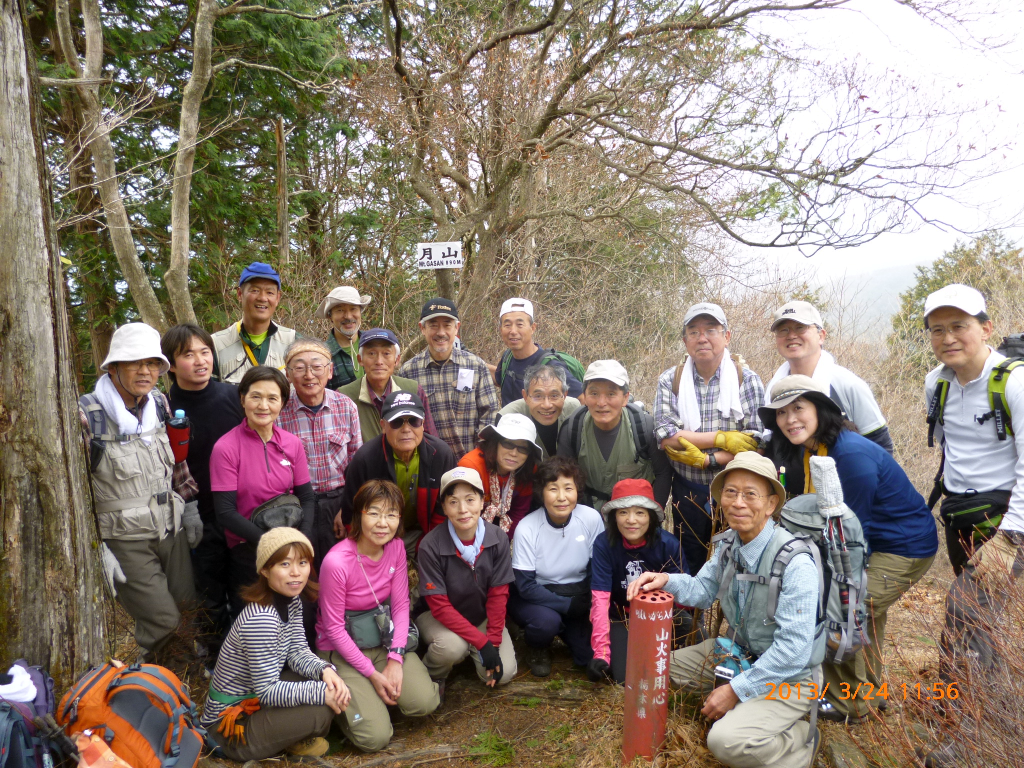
[432,677,446,706]
[816,697,867,724]
[528,646,552,677]
[285,737,329,759]
[919,743,958,768]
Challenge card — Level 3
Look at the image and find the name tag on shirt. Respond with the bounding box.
[456,368,475,392]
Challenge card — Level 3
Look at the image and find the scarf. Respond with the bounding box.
[483,472,515,532]
[95,373,161,444]
[803,443,829,494]
[677,348,743,431]
[767,350,836,405]
[448,517,486,564]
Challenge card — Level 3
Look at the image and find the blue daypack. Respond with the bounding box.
[0,661,58,768]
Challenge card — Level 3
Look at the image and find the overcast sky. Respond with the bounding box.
[740,1,1024,281]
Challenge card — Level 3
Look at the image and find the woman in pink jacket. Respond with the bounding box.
[316,479,439,752]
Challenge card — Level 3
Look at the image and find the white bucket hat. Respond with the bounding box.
[479,413,543,458]
[316,286,372,319]
[100,323,169,374]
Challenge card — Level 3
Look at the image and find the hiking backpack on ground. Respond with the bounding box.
[0,660,60,768]
[56,661,205,768]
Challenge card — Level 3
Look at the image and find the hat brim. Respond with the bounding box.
[317,294,372,319]
[770,315,819,330]
[100,354,170,375]
[478,423,543,459]
[420,311,459,324]
[439,476,486,496]
[758,389,841,433]
[600,495,665,524]
[709,466,785,506]
[384,408,425,422]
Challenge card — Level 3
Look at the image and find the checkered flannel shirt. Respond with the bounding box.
[653,362,765,485]
[276,388,362,494]
[400,347,500,458]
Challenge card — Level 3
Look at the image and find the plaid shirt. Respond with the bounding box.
[400,347,500,458]
[326,331,362,390]
[276,388,363,493]
[653,361,765,485]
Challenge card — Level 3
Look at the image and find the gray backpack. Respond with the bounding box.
[779,492,869,664]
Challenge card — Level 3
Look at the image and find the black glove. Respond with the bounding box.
[567,594,591,620]
[478,641,503,682]
[587,657,611,683]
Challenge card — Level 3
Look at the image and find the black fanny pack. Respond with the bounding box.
[544,580,590,598]
[250,493,304,531]
[939,491,1010,539]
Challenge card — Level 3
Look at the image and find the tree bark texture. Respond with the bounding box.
[275,118,290,264]
[166,0,217,326]
[54,0,169,332]
[0,0,107,683]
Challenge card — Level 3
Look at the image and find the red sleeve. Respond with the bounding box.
[485,584,509,646]
[425,594,488,649]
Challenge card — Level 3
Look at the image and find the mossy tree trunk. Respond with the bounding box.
[0,0,107,686]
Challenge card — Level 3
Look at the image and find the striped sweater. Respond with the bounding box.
[201,593,328,725]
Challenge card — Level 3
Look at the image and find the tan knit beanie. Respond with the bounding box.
[284,339,332,366]
[256,527,313,572]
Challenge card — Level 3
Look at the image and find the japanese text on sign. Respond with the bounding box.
[417,241,463,269]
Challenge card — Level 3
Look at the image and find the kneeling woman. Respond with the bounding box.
[317,480,439,752]
[509,456,604,677]
[457,413,541,537]
[589,479,687,683]
[415,467,518,692]
[762,374,938,720]
[202,529,349,761]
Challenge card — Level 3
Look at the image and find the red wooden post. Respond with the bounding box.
[623,589,673,764]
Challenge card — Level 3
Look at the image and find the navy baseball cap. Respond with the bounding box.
[381,391,425,422]
[239,261,281,288]
[420,298,459,323]
[359,328,400,348]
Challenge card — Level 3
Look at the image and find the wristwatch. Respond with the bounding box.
[389,646,407,657]
[706,453,721,471]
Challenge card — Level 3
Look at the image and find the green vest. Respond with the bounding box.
[576,412,655,505]
[339,375,423,443]
[715,525,825,680]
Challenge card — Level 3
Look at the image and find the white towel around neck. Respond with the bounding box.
[765,349,836,404]
[95,373,161,444]
[676,348,744,431]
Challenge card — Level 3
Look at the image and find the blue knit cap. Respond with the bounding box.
[239,261,281,288]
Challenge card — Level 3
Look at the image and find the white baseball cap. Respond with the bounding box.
[479,413,543,458]
[583,359,629,388]
[923,284,987,320]
[771,300,824,330]
[683,302,728,327]
[499,298,535,321]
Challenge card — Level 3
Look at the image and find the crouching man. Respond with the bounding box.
[628,452,823,768]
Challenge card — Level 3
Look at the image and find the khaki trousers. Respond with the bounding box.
[415,611,518,684]
[823,552,934,717]
[670,639,813,768]
[207,672,333,761]
[319,647,439,752]
[105,530,196,653]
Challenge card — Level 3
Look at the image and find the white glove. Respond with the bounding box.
[181,501,203,548]
[100,543,127,597]
[809,455,845,518]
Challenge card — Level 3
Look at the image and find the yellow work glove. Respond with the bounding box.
[664,438,707,468]
[714,431,759,455]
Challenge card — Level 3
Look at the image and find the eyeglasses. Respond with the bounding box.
[387,416,423,429]
[721,489,769,503]
[122,360,164,372]
[288,363,329,375]
[498,438,532,456]
[685,328,723,340]
[527,392,566,404]
[364,510,401,523]
[773,324,814,337]
[927,322,975,340]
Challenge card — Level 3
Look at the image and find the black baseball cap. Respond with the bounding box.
[420,298,459,323]
[358,328,400,348]
[381,391,426,422]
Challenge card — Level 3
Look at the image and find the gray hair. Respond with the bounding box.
[523,364,568,394]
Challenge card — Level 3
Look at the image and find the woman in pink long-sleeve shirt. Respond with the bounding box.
[316,479,439,752]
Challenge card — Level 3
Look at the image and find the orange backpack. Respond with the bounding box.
[56,661,205,768]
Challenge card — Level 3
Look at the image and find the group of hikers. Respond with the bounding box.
[79,259,1021,767]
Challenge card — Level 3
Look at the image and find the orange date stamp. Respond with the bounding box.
[765,681,960,701]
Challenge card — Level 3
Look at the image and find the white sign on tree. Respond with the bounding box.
[417,241,463,269]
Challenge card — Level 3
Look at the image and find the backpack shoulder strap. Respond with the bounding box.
[496,349,513,386]
[625,403,651,463]
[672,357,687,397]
[712,530,739,605]
[988,359,1024,441]
[567,406,588,457]
[729,352,747,385]
[765,536,824,625]
[79,393,112,441]
[926,368,955,448]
